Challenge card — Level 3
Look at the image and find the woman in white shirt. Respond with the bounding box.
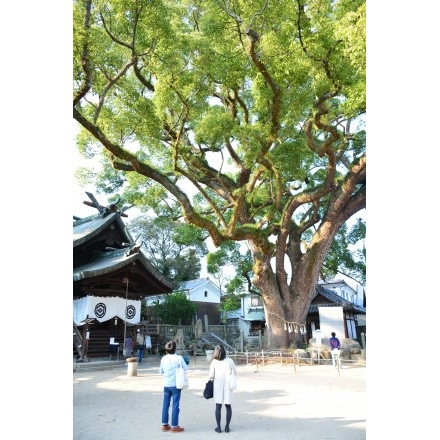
[208,344,237,433]
[159,341,188,433]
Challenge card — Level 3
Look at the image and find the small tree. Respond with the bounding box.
[219,293,243,323]
[152,292,197,325]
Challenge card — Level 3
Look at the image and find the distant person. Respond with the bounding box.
[209,344,237,433]
[136,329,145,363]
[159,340,188,433]
[329,332,341,368]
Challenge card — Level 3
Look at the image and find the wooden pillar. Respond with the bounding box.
[80,324,90,362]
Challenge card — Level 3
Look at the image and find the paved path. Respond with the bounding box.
[73,355,366,440]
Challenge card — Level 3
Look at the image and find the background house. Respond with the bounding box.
[307,280,366,346]
[145,277,222,327]
[226,294,266,347]
[318,279,365,307]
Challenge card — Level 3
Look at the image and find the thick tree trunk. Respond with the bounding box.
[249,243,314,349]
[257,278,316,349]
[250,230,334,349]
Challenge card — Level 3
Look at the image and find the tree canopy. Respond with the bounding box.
[73,0,366,349]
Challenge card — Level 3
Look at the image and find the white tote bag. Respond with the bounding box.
[229,368,237,390]
[176,364,189,389]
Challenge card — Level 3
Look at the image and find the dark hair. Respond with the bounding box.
[165,340,176,354]
[213,344,226,361]
[331,332,336,337]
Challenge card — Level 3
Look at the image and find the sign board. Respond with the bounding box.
[312,329,322,345]
[145,335,152,348]
[318,306,344,338]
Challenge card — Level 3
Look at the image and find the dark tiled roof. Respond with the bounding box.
[73,246,173,292]
[309,285,366,315]
[73,212,133,248]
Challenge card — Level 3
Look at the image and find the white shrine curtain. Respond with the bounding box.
[73,296,141,325]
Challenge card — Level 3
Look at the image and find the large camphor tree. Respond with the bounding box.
[73,0,366,349]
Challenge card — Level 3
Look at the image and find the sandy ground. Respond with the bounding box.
[73,356,366,440]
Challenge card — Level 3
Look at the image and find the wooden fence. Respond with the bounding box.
[140,323,239,339]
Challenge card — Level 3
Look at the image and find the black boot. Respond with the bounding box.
[225,404,232,432]
[215,404,222,433]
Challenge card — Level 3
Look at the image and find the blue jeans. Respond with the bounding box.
[137,348,144,362]
[162,386,181,427]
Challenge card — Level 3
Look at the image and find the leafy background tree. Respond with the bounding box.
[207,241,262,294]
[207,240,259,319]
[320,218,366,286]
[73,0,366,349]
[128,216,208,285]
[151,292,198,325]
[219,293,242,324]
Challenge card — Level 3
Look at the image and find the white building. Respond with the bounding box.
[145,277,222,306]
[318,278,365,308]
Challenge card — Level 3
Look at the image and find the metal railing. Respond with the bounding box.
[201,333,236,353]
[227,349,366,373]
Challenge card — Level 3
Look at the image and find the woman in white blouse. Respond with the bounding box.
[208,344,237,433]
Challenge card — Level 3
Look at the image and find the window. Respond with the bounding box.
[250,296,263,306]
[204,291,208,297]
